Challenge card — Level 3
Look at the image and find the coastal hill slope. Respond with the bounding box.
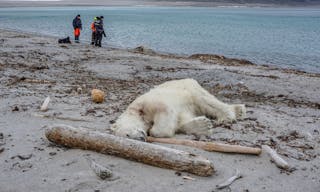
[151,0,320,4]
[149,0,320,6]
[0,0,320,6]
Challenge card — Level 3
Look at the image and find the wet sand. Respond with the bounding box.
[0,29,319,192]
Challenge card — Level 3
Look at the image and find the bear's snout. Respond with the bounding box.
[125,130,147,141]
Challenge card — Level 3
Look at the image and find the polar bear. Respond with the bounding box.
[111,79,246,141]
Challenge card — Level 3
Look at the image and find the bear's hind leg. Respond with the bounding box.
[178,116,213,136]
[196,89,243,123]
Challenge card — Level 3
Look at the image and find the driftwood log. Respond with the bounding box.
[45,125,214,176]
[147,137,261,155]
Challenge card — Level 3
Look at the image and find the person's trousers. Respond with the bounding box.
[95,32,103,47]
[74,28,80,42]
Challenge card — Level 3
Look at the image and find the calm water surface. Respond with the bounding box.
[0,6,319,73]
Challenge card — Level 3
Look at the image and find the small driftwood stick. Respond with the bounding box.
[147,137,261,155]
[262,145,290,170]
[86,157,113,179]
[33,113,92,122]
[216,169,242,189]
[40,96,50,112]
[45,125,214,176]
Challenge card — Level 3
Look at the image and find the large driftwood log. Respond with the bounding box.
[45,125,214,176]
[147,137,261,155]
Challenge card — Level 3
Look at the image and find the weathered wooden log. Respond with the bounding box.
[147,137,262,155]
[45,125,214,176]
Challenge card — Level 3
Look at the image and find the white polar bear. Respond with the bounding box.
[111,79,246,141]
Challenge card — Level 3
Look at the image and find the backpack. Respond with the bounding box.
[58,37,71,44]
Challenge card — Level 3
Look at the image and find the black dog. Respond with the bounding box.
[58,36,71,44]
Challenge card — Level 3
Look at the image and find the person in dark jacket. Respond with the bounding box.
[72,14,82,43]
[94,16,106,47]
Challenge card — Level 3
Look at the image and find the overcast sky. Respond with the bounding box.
[1,0,62,1]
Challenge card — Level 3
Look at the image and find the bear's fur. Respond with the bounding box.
[111,79,246,141]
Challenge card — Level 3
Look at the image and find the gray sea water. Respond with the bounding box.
[0,6,319,73]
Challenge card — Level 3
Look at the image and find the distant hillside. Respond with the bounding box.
[0,0,319,7]
[150,0,320,5]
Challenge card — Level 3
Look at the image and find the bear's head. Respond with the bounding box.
[111,110,148,141]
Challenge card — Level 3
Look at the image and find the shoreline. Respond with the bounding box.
[0,28,319,192]
[1,27,319,77]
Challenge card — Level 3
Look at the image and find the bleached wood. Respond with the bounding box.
[45,125,214,176]
[40,96,50,111]
[262,145,290,169]
[33,113,92,122]
[147,137,261,155]
[216,169,242,189]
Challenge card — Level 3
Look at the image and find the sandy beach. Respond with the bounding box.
[0,29,319,192]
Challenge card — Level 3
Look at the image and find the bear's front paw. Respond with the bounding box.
[216,112,236,124]
[232,104,246,120]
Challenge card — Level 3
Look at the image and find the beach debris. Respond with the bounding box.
[216,169,242,189]
[11,106,20,112]
[16,154,33,160]
[0,132,4,146]
[182,176,196,181]
[21,77,54,84]
[0,148,4,153]
[49,152,57,156]
[147,137,261,155]
[77,87,82,94]
[91,89,105,103]
[262,145,290,170]
[132,46,156,55]
[33,113,92,122]
[40,96,50,112]
[86,157,113,180]
[45,124,214,176]
[12,162,33,172]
